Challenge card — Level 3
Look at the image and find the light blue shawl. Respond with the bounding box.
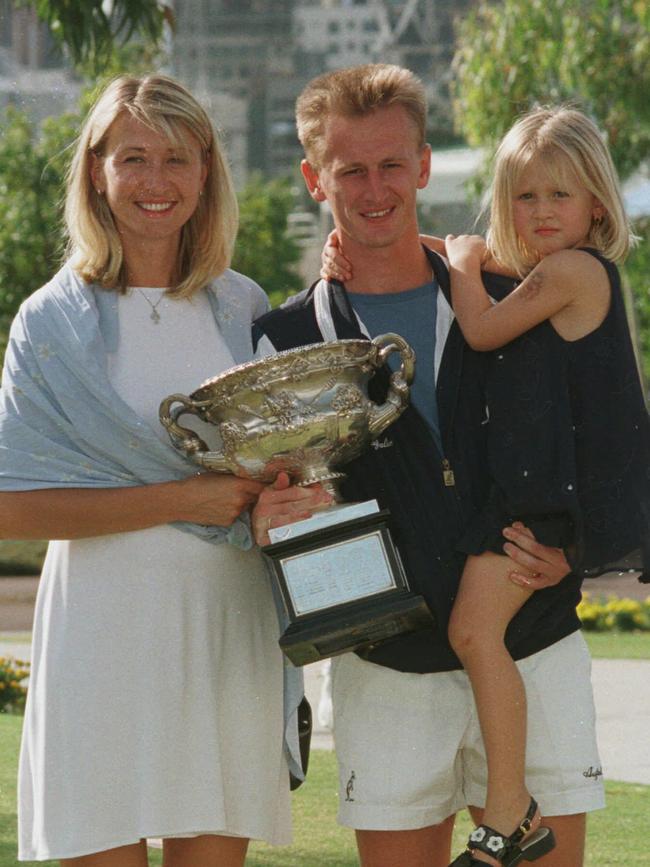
[0,262,270,547]
[0,262,306,782]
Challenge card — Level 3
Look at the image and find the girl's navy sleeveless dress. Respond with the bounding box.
[460,248,650,583]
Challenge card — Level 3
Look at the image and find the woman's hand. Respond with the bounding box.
[320,229,353,283]
[176,473,265,527]
[251,471,334,546]
[502,521,571,589]
[445,234,490,267]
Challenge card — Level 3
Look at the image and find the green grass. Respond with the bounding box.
[584,630,650,659]
[0,717,647,866]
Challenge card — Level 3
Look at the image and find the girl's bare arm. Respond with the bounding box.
[445,235,609,350]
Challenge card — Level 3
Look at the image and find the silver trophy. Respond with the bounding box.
[159,334,433,665]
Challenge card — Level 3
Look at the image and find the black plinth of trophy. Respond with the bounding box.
[262,509,434,666]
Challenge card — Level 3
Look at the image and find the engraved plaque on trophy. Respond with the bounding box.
[159,334,434,666]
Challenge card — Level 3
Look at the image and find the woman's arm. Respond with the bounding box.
[0,474,265,540]
[445,236,608,351]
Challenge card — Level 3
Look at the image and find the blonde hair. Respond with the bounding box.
[487,106,633,276]
[296,64,427,166]
[65,74,238,297]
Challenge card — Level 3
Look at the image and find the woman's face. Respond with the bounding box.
[91,112,207,260]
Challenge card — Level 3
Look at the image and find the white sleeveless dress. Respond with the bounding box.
[18,289,291,861]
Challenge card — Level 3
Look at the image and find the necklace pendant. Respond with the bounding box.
[150,309,161,324]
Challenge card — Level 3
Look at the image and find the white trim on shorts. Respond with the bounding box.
[331,630,605,831]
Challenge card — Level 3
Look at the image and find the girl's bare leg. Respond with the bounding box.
[61,841,148,867]
[448,553,535,864]
[162,834,249,867]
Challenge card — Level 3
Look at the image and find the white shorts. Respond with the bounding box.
[331,631,605,830]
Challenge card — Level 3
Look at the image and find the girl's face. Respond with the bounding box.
[91,112,207,258]
[511,156,604,262]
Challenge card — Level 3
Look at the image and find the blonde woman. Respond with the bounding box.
[0,75,324,866]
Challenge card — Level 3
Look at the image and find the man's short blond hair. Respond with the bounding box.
[296,64,427,166]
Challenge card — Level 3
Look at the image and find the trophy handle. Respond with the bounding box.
[158,394,230,471]
[367,333,416,437]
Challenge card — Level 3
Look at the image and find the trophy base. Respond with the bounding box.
[279,591,433,666]
[262,507,434,667]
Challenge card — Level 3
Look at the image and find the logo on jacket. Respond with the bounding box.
[371,437,393,450]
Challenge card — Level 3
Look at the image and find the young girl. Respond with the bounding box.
[322,106,649,866]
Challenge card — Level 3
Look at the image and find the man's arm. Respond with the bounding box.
[502,521,571,588]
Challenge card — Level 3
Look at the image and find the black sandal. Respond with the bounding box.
[449,798,556,866]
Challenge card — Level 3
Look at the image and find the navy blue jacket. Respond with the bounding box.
[253,249,582,673]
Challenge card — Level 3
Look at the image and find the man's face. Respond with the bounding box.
[301,104,430,250]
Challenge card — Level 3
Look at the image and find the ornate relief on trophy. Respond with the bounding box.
[160,334,434,665]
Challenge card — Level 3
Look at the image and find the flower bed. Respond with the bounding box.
[0,657,29,713]
[578,593,650,632]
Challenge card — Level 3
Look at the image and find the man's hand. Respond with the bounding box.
[251,471,333,546]
[503,521,571,589]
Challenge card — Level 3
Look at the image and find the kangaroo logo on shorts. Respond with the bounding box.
[345,770,356,801]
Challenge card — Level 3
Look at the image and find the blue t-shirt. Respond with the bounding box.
[348,281,441,449]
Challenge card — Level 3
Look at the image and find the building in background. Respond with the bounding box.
[170,0,471,180]
[0,0,479,276]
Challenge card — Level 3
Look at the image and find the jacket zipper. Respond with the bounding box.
[442,458,456,487]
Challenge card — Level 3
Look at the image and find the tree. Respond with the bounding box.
[232,175,303,307]
[626,218,650,381]
[19,0,173,73]
[0,107,76,338]
[452,0,650,380]
[453,0,650,180]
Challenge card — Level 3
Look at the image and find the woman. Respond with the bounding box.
[0,75,324,866]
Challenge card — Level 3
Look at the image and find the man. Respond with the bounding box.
[252,65,603,867]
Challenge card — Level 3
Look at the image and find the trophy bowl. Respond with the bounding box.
[159,333,415,495]
[159,332,435,666]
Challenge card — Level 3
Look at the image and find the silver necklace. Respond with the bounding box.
[137,289,164,324]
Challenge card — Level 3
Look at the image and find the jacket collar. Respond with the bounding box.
[313,246,455,383]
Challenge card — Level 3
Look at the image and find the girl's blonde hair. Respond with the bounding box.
[65,74,238,297]
[487,106,633,276]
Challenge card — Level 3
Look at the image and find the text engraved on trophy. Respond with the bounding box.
[282,532,396,616]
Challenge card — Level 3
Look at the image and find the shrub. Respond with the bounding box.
[0,656,30,713]
[578,593,650,632]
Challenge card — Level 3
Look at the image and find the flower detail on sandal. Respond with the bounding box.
[487,835,505,853]
[449,798,556,867]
